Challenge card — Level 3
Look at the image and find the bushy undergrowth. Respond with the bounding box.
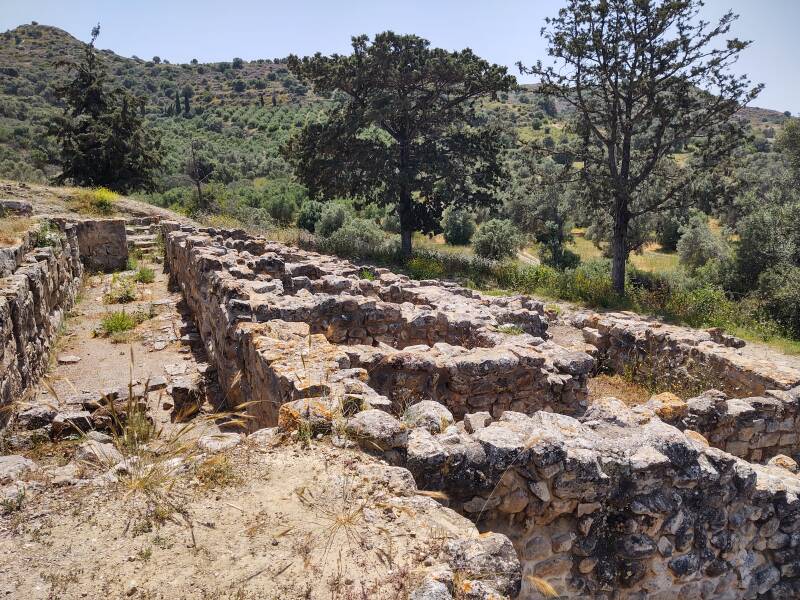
[71,187,119,215]
[134,266,155,283]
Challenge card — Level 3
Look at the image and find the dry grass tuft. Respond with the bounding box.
[588,373,652,405]
[0,216,34,246]
[526,575,560,598]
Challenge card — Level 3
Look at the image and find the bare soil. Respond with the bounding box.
[0,439,468,599]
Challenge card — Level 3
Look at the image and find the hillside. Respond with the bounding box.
[0,24,574,189]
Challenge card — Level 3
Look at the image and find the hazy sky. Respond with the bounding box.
[2,0,798,114]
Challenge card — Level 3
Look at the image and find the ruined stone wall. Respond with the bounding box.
[573,311,800,397]
[161,222,800,599]
[402,398,800,599]
[73,218,128,272]
[162,224,593,425]
[0,223,83,418]
[648,388,800,464]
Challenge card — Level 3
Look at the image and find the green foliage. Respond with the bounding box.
[315,203,350,237]
[407,256,445,280]
[71,186,119,215]
[104,273,137,303]
[263,194,297,225]
[733,203,800,292]
[758,264,800,337]
[497,324,525,335]
[32,220,60,247]
[134,266,155,283]
[440,206,476,245]
[676,212,729,272]
[318,217,385,259]
[285,32,515,255]
[358,267,376,281]
[472,219,522,260]
[655,214,683,252]
[524,0,759,293]
[100,310,136,334]
[297,200,323,232]
[52,26,162,192]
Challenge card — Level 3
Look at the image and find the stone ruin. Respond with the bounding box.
[6,217,800,598]
[1,214,135,418]
[154,223,800,599]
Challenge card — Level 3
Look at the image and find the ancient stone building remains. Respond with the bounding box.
[6,216,800,598]
[162,224,593,424]
[0,215,135,418]
[159,223,800,599]
[0,222,83,416]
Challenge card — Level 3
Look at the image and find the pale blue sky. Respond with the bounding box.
[2,0,798,114]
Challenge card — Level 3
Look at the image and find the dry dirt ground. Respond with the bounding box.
[1,258,479,599]
[0,179,190,223]
[1,437,471,600]
[31,257,212,426]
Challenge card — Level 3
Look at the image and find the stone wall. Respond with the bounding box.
[0,223,83,419]
[72,218,128,272]
[162,224,593,426]
[648,388,800,464]
[573,311,800,397]
[402,398,800,599]
[160,222,800,599]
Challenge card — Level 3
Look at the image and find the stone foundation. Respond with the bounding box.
[573,311,800,397]
[162,224,593,426]
[405,398,800,599]
[0,223,83,418]
[159,222,800,599]
[648,388,800,464]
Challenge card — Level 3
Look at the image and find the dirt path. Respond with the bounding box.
[516,248,540,265]
[28,256,213,430]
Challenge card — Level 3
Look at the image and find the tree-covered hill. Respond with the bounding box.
[1,23,790,193]
[0,23,590,189]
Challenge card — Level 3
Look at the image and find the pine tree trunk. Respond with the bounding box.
[401,228,412,258]
[611,198,629,296]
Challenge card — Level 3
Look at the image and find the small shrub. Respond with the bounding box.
[196,454,237,489]
[134,266,155,283]
[265,195,297,225]
[472,219,523,260]
[556,259,620,307]
[676,212,729,271]
[441,206,476,245]
[359,267,376,281]
[297,200,323,232]
[104,274,137,304]
[497,324,525,335]
[315,203,350,238]
[72,187,119,215]
[126,255,139,270]
[32,220,60,247]
[758,263,800,337]
[407,256,445,280]
[319,218,384,259]
[101,311,137,335]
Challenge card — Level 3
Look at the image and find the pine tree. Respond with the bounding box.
[521,0,760,294]
[285,32,515,256]
[52,25,162,192]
